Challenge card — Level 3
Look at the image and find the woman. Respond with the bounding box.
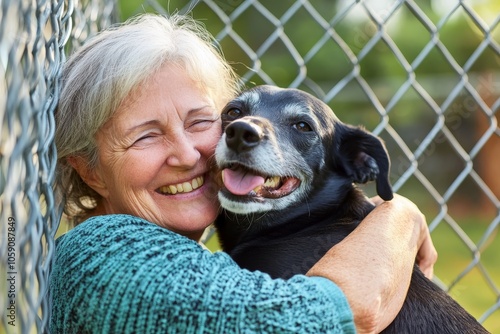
[51,13,437,333]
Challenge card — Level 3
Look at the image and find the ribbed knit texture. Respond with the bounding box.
[49,214,355,333]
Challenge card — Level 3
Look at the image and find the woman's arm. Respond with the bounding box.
[307,194,437,334]
[51,214,356,333]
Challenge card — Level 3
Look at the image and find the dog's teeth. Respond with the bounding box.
[264,176,280,188]
[253,185,262,193]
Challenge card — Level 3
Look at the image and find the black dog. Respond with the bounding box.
[214,85,488,333]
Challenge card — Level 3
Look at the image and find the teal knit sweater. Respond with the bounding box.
[50,214,355,333]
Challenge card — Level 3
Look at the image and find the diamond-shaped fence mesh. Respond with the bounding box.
[1,0,499,333]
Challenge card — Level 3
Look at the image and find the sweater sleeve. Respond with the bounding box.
[50,214,354,334]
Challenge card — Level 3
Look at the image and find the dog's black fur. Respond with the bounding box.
[214,85,488,334]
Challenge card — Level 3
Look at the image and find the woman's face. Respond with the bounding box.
[89,64,222,240]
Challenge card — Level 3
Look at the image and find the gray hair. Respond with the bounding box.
[55,13,240,224]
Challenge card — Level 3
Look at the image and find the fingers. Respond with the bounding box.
[414,210,438,279]
[416,230,438,279]
[386,194,438,280]
[372,193,438,280]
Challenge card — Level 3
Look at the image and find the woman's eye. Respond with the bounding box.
[134,134,157,145]
[292,121,312,132]
[189,119,216,131]
[137,135,151,141]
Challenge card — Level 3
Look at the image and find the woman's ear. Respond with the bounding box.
[66,156,109,198]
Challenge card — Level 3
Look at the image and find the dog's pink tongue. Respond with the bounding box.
[222,168,265,195]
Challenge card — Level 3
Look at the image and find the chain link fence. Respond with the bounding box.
[1,0,499,333]
[0,0,69,332]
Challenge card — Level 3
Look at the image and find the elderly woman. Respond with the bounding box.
[51,13,436,333]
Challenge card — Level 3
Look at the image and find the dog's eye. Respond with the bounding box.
[292,122,312,132]
[226,108,242,118]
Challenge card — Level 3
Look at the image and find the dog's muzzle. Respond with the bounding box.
[217,119,301,200]
[225,120,264,153]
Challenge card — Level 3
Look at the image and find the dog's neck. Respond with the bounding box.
[215,177,375,252]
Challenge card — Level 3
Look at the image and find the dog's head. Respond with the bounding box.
[215,85,392,215]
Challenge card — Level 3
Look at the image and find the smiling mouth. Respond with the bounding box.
[156,176,204,195]
[221,164,300,198]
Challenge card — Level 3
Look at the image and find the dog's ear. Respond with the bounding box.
[335,124,393,201]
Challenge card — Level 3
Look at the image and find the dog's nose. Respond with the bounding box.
[225,121,263,153]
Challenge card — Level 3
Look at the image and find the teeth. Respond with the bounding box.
[182,182,192,192]
[253,176,281,192]
[158,176,204,195]
[264,176,280,188]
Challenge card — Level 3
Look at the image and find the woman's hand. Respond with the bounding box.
[308,194,436,333]
[371,195,437,279]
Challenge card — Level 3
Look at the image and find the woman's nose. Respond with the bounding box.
[165,135,201,168]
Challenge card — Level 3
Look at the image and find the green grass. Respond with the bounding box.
[430,216,500,333]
